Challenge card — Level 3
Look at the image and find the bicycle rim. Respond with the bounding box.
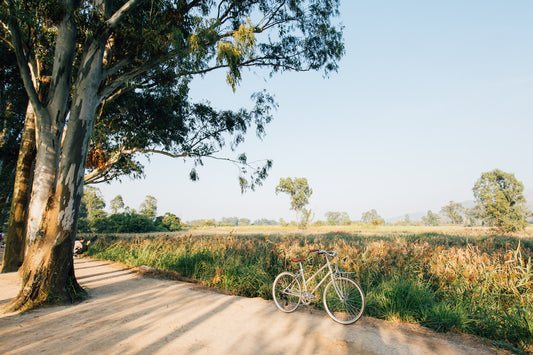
[273,272,301,313]
[323,277,365,324]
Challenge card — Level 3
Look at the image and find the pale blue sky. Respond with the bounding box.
[98,1,533,222]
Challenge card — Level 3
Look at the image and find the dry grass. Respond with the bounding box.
[86,226,533,352]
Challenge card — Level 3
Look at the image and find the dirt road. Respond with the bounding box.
[0,256,500,354]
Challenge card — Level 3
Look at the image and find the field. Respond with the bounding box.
[84,226,533,352]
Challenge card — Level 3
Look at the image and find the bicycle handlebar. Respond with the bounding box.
[308,249,337,257]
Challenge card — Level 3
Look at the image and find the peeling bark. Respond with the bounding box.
[1,104,36,273]
[4,9,106,310]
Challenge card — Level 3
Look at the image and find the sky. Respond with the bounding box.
[98,1,533,222]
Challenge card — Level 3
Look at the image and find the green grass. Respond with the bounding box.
[85,230,533,352]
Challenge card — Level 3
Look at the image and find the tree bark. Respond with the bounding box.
[1,103,36,273]
[4,14,106,311]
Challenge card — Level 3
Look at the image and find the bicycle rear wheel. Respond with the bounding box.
[323,277,365,324]
[273,272,302,313]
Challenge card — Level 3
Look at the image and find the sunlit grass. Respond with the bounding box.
[85,227,533,351]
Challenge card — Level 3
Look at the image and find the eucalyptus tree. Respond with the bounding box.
[0,40,33,272]
[275,177,313,226]
[0,42,27,226]
[1,0,344,311]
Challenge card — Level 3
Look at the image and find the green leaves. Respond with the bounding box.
[216,19,256,90]
[275,177,313,226]
[473,169,529,232]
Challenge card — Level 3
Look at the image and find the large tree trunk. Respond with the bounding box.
[4,34,105,312]
[1,103,36,273]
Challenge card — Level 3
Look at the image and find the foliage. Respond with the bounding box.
[422,210,441,226]
[87,230,533,351]
[161,212,183,231]
[0,41,27,226]
[325,211,351,225]
[361,209,385,225]
[77,0,345,187]
[440,201,464,225]
[464,207,483,227]
[252,218,278,226]
[80,186,107,222]
[139,195,157,220]
[218,217,251,226]
[275,177,313,226]
[473,169,530,232]
[0,0,345,311]
[110,195,125,214]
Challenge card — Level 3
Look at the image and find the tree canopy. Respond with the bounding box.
[440,201,464,225]
[360,209,384,225]
[473,169,530,232]
[422,210,441,226]
[325,211,350,225]
[1,0,344,311]
[275,177,313,225]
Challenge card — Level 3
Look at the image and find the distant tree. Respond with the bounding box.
[361,209,385,225]
[221,217,239,226]
[473,169,529,232]
[325,211,350,225]
[139,195,158,220]
[201,219,216,227]
[252,218,278,226]
[440,201,465,225]
[300,208,314,228]
[81,187,107,224]
[239,218,251,226]
[110,195,125,214]
[464,207,482,227]
[403,214,411,224]
[422,210,441,226]
[161,213,182,231]
[275,177,313,226]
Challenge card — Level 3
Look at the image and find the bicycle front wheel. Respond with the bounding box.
[273,272,302,313]
[323,277,365,324]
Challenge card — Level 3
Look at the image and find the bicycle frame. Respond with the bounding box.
[295,255,336,296]
[273,250,366,324]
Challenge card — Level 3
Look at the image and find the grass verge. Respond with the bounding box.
[85,231,533,352]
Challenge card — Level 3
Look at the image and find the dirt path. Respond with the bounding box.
[0,256,501,355]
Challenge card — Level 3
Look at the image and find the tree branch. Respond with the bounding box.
[106,0,148,30]
[5,3,42,116]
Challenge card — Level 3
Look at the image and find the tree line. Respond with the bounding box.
[78,187,183,233]
[276,170,531,232]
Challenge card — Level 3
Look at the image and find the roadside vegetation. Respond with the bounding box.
[85,227,533,352]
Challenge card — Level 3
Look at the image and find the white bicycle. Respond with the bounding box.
[272,249,365,324]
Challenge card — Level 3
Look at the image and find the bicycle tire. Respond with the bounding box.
[323,276,365,324]
[272,272,302,313]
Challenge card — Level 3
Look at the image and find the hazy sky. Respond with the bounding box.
[98,1,533,222]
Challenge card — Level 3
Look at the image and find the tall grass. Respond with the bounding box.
[86,231,533,351]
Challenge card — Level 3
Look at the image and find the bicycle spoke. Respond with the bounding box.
[323,277,365,324]
[273,272,301,313]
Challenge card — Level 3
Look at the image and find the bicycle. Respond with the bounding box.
[272,249,365,324]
